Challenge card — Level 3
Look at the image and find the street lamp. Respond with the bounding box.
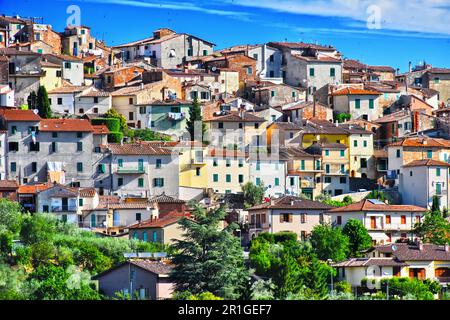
[327,259,334,296]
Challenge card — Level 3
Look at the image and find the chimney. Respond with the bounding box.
[408,61,412,73]
[417,239,423,251]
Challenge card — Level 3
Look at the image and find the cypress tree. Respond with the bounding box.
[36,86,52,119]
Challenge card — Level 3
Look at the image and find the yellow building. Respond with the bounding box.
[40,61,62,91]
[177,142,209,190]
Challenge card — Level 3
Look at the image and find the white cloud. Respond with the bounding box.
[216,0,450,36]
[70,0,250,17]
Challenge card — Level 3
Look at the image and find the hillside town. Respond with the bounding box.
[0,13,450,301]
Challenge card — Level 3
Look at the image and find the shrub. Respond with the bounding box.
[108,132,124,143]
[92,118,120,132]
[274,232,297,243]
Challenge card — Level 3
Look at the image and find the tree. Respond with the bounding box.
[366,190,393,204]
[20,214,57,245]
[170,204,248,299]
[0,199,23,234]
[105,109,128,134]
[380,277,439,300]
[431,195,441,213]
[335,113,351,123]
[185,98,206,142]
[131,128,171,142]
[27,91,37,110]
[342,219,372,257]
[414,211,450,245]
[36,86,52,118]
[310,224,349,262]
[242,182,265,209]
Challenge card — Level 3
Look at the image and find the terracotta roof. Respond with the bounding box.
[343,59,367,70]
[247,195,332,211]
[427,68,450,74]
[43,53,83,62]
[129,260,174,274]
[268,42,336,51]
[39,119,94,132]
[79,188,96,197]
[368,65,396,73]
[18,183,52,194]
[92,125,110,135]
[41,61,61,68]
[269,121,305,131]
[376,243,450,261]
[374,110,410,124]
[333,258,407,267]
[129,212,187,229]
[208,148,247,158]
[285,147,317,158]
[108,143,174,155]
[293,54,342,63]
[149,193,186,204]
[283,101,329,111]
[331,87,381,96]
[373,149,388,158]
[80,88,111,97]
[138,99,191,106]
[328,199,427,213]
[0,108,41,122]
[403,159,450,168]
[48,86,89,94]
[205,111,265,123]
[388,137,450,148]
[0,180,19,189]
[0,48,41,56]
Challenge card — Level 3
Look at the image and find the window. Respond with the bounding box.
[269,54,274,62]
[434,77,440,84]
[118,178,123,186]
[360,158,368,168]
[239,174,244,184]
[135,213,142,222]
[410,171,413,177]
[437,167,441,177]
[213,174,219,182]
[79,108,84,114]
[200,92,209,100]
[226,174,231,183]
[52,132,58,138]
[341,164,345,173]
[187,48,193,56]
[213,158,218,167]
[226,159,231,167]
[337,216,342,225]
[156,159,162,168]
[154,178,164,187]
[369,99,374,109]
[255,123,259,129]
[10,162,16,172]
[196,168,201,177]
[43,205,49,212]
[386,215,391,224]
[138,178,144,188]
[129,98,133,105]
[256,161,261,171]
[79,198,84,207]
[301,160,305,170]
[274,178,280,186]
[363,140,367,148]
[64,62,71,69]
[31,162,37,173]
[325,150,330,156]
[218,122,223,129]
[281,213,292,223]
[255,178,261,186]
[396,149,401,158]
[98,164,106,174]
[129,112,134,121]
[290,177,295,186]
[29,142,40,152]
[316,160,321,171]
[77,162,83,172]
[325,164,330,174]
[238,159,244,168]
[324,177,332,183]
[309,68,315,77]
[340,177,346,184]
[77,142,83,151]
[142,231,147,242]
[301,213,307,224]
[203,49,208,56]
[11,126,17,134]
[340,150,345,157]
[330,68,335,77]
[118,159,123,168]
[401,215,406,224]
[436,183,442,195]
[51,142,57,153]
[57,98,63,105]
[247,67,253,75]
[427,150,432,159]
[355,99,361,109]
[8,142,18,152]
[271,90,275,97]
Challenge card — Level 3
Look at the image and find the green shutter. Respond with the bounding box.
[213,174,219,182]
[355,99,361,109]
[436,168,441,177]
[226,174,231,183]
[369,99,374,109]
[118,159,123,167]
[301,160,305,170]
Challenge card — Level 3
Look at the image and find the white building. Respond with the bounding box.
[332,87,382,121]
[400,159,450,211]
[0,85,14,107]
[328,199,427,245]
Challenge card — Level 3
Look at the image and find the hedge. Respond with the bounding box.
[92,118,120,133]
[108,132,123,143]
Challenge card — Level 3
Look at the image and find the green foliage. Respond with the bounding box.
[249,234,332,299]
[310,224,349,262]
[414,211,450,245]
[0,199,23,234]
[335,281,352,294]
[274,232,297,243]
[20,214,57,245]
[380,277,440,300]
[315,193,353,207]
[250,279,276,300]
[342,219,372,257]
[185,98,207,142]
[20,104,29,110]
[0,230,13,257]
[28,265,101,300]
[27,91,37,110]
[107,131,124,143]
[431,195,441,214]
[242,182,265,209]
[104,109,128,134]
[0,263,33,299]
[37,86,52,119]
[335,113,351,123]
[170,204,249,299]
[130,128,171,142]
[366,190,393,204]
[92,118,120,132]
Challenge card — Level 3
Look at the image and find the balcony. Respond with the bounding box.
[367,223,412,231]
[167,112,186,121]
[116,167,145,174]
[300,179,315,188]
[436,277,450,283]
[51,206,77,213]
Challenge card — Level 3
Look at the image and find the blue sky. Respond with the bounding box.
[4,0,450,72]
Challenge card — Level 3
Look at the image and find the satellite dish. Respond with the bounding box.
[391,245,398,252]
[211,66,217,72]
[33,109,39,114]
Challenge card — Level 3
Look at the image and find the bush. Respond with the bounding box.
[92,118,120,132]
[335,281,352,294]
[108,132,124,143]
[274,232,297,243]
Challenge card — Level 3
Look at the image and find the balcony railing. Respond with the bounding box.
[116,167,145,174]
[366,223,412,231]
[167,112,186,121]
[51,206,77,212]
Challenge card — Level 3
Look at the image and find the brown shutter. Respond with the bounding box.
[280,214,284,223]
[289,214,293,223]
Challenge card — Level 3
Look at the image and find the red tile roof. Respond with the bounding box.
[248,195,332,211]
[331,87,381,96]
[39,119,94,132]
[204,111,265,123]
[328,199,426,213]
[92,125,110,135]
[108,142,174,155]
[0,180,19,190]
[0,108,41,122]
[388,137,450,148]
[402,159,450,168]
[129,212,188,229]
[18,183,52,194]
